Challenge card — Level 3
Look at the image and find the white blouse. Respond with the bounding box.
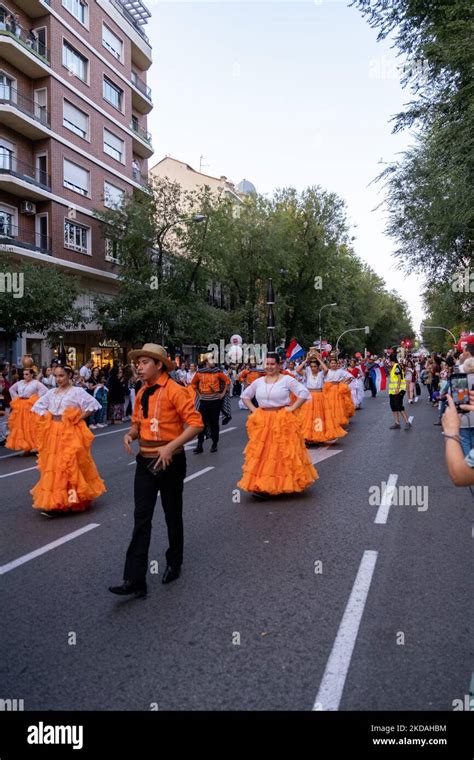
[303,367,325,390]
[324,369,348,383]
[9,379,47,399]
[241,374,310,408]
[32,386,101,416]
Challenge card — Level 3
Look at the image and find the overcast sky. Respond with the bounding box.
[146,0,426,332]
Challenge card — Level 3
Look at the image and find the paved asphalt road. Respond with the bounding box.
[0,392,472,711]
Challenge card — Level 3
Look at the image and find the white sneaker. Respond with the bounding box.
[414,397,418,403]
[98,423,107,428]
[90,424,98,429]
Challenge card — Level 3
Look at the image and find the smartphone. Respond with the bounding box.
[147,457,164,476]
[450,373,469,410]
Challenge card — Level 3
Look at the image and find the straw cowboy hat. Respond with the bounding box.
[128,343,176,371]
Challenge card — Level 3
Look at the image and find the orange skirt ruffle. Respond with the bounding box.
[31,408,106,512]
[339,383,355,418]
[301,390,348,442]
[323,382,348,427]
[6,395,40,452]
[238,407,318,495]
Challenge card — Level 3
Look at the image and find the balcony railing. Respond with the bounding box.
[0,85,50,127]
[0,223,52,254]
[132,167,148,186]
[109,0,150,43]
[130,120,152,145]
[0,22,50,64]
[131,71,151,100]
[0,156,51,189]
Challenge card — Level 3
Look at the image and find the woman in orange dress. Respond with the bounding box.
[6,366,47,454]
[337,360,355,420]
[296,352,347,444]
[322,357,350,428]
[31,365,106,515]
[238,353,317,498]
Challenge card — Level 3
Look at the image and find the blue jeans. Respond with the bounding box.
[92,405,106,425]
[459,428,474,457]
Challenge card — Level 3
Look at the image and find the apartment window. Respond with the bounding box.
[0,204,16,236]
[102,24,122,61]
[62,0,87,25]
[63,41,88,82]
[64,219,89,254]
[104,181,125,209]
[0,72,13,101]
[64,158,89,196]
[63,100,89,139]
[105,238,122,263]
[103,128,124,163]
[103,77,123,111]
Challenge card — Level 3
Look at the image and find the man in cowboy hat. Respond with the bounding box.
[109,344,204,598]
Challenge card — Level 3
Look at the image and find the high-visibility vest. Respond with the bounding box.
[389,363,406,394]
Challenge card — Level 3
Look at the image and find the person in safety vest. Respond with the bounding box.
[388,351,412,430]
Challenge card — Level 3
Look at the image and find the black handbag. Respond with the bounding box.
[415,382,421,396]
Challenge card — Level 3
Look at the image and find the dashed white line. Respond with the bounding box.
[313,550,378,711]
[374,474,398,524]
[0,465,38,479]
[0,523,100,575]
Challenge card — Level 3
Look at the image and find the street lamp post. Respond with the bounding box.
[335,326,370,354]
[319,302,337,349]
[421,325,457,344]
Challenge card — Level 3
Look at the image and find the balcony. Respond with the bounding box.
[0,86,50,139]
[0,224,51,255]
[104,0,152,69]
[12,0,51,18]
[0,23,50,77]
[0,156,52,200]
[130,71,152,114]
[132,166,148,187]
[130,120,153,158]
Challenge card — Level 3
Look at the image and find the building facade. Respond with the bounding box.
[0,0,153,367]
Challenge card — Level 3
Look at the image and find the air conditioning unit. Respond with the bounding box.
[20,201,36,215]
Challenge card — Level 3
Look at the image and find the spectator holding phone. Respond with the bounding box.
[442,391,474,486]
[455,358,474,455]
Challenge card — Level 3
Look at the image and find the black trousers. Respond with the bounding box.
[197,399,221,446]
[123,452,186,584]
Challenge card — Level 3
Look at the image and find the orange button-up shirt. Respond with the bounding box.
[191,370,230,399]
[132,373,203,442]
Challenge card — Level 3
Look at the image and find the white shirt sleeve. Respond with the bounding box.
[9,381,19,399]
[241,379,258,399]
[31,389,53,415]
[288,376,311,399]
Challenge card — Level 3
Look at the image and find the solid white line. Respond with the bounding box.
[184,466,214,482]
[374,474,398,524]
[0,452,23,460]
[93,427,129,438]
[309,448,343,465]
[0,465,38,479]
[0,523,100,575]
[313,550,378,711]
[184,426,237,449]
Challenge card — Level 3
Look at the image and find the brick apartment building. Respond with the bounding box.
[0,0,153,368]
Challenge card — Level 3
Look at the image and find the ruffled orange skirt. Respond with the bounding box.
[31,408,106,512]
[6,395,40,452]
[323,382,348,427]
[238,407,318,495]
[301,390,348,442]
[339,383,355,418]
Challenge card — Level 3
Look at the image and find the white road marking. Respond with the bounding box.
[93,427,129,438]
[374,474,398,524]
[0,452,23,460]
[309,447,343,465]
[184,426,237,449]
[313,550,378,711]
[0,523,100,575]
[408,415,414,424]
[0,465,38,479]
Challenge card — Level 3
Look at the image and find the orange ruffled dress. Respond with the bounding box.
[6,395,40,452]
[323,382,348,427]
[338,382,355,419]
[238,374,318,495]
[32,408,106,511]
[31,387,106,512]
[301,390,348,443]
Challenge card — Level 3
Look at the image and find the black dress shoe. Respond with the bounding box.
[194,446,204,454]
[162,565,181,584]
[108,580,147,598]
[210,443,218,452]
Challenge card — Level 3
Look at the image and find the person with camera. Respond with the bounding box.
[442,390,474,487]
[109,344,203,599]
